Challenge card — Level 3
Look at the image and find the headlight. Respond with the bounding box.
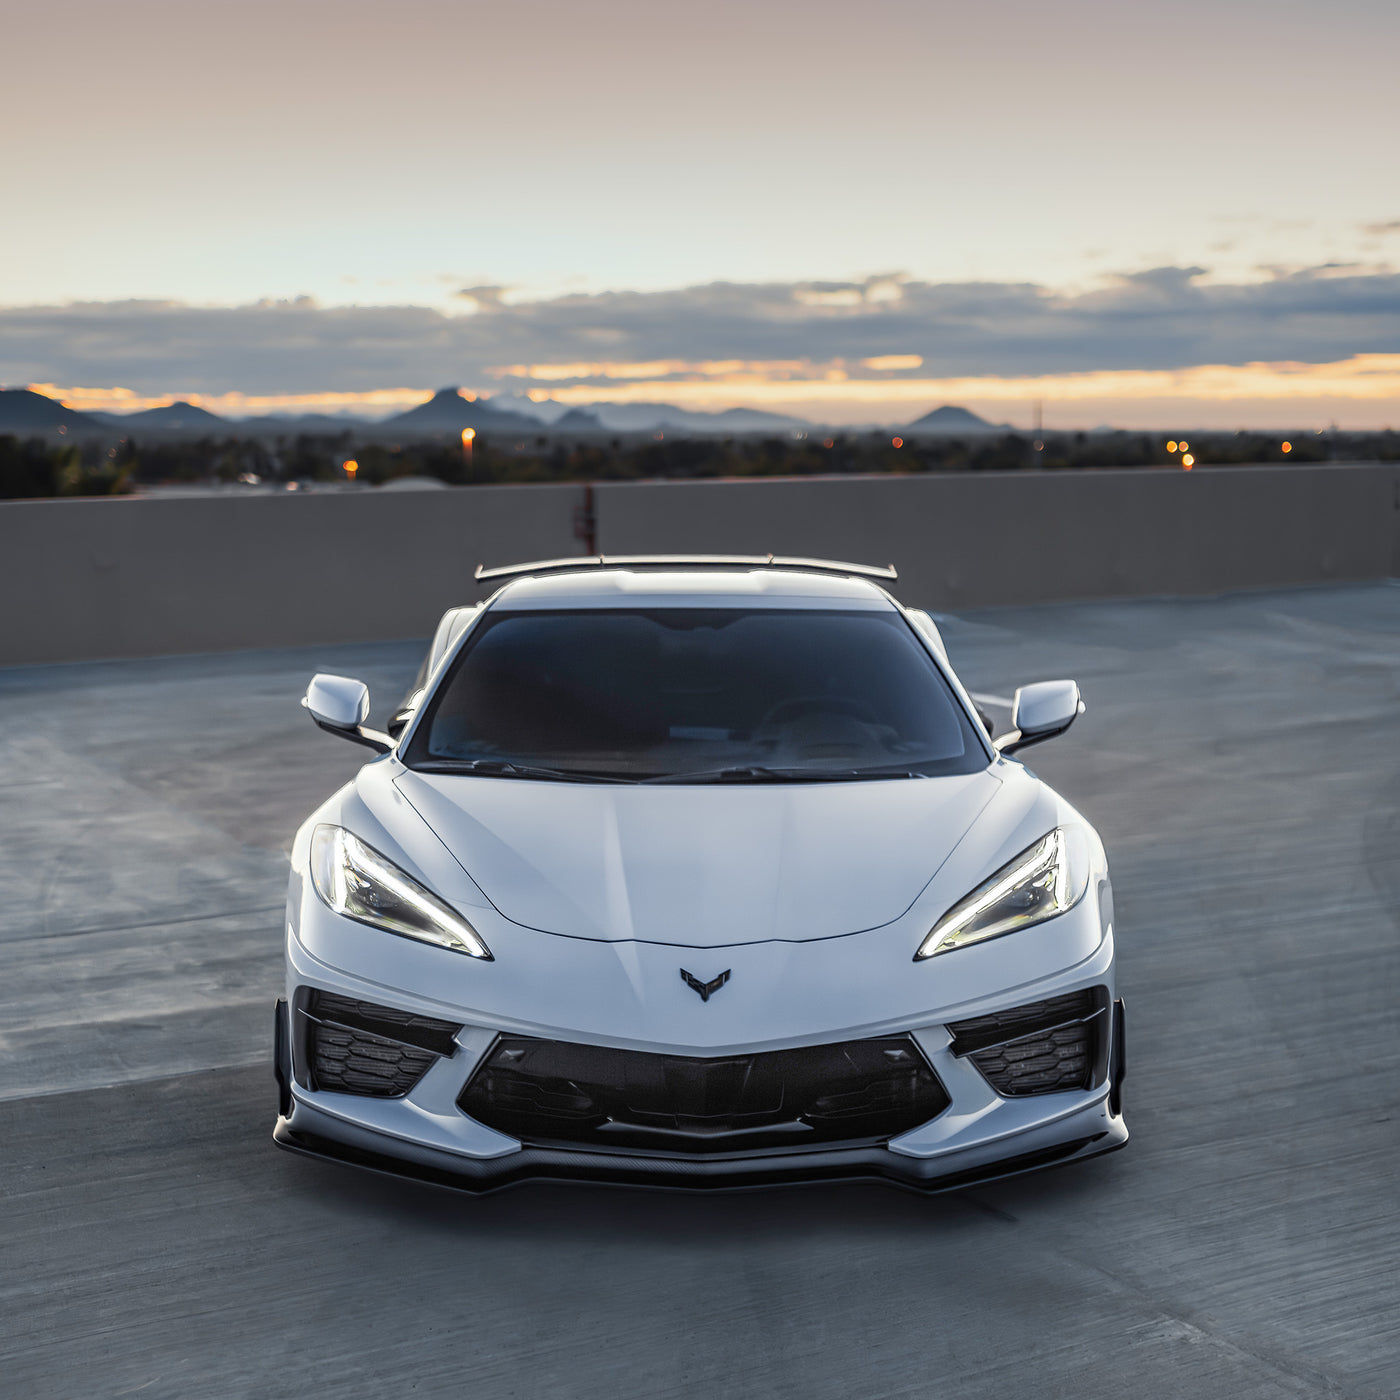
[310,824,493,960]
[915,827,1089,960]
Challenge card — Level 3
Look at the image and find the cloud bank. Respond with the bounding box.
[5,267,1400,427]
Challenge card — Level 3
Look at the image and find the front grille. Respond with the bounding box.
[458,1035,950,1154]
[948,987,1108,1098]
[296,988,463,1099]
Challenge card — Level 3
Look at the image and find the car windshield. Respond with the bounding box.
[405,607,989,782]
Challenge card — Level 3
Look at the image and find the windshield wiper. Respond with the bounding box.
[418,759,636,784]
[641,764,927,785]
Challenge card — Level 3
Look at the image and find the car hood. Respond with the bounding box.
[390,768,1002,946]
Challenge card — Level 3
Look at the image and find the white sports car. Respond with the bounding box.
[274,555,1127,1193]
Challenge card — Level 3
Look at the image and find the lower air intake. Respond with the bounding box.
[296,988,463,1099]
[948,987,1109,1098]
[458,1035,950,1154]
[309,1021,438,1098]
[965,1021,1094,1096]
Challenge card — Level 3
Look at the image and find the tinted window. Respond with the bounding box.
[406,608,988,781]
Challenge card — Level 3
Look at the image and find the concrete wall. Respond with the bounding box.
[0,485,581,664]
[1,463,1396,664]
[594,463,1400,612]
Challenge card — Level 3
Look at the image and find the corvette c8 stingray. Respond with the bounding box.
[274,555,1126,1193]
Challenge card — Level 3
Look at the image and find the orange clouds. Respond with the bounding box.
[33,354,1400,431]
[487,353,1400,407]
[30,384,433,417]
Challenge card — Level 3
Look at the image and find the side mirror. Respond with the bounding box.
[302,674,393,753]
[994,680,1084,755]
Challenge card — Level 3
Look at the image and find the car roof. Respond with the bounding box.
[488,567,897,611]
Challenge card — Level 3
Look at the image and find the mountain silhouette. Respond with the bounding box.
[5,385,1018,444]
[236,413,363,434]
[574,402,810,434]
[552,408,608,430]
[382,388,541,435]
[89,401,228,433]
[905,404,1007,433]
[0,388,105,434]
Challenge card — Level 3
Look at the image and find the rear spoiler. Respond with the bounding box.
[474,554,898,584]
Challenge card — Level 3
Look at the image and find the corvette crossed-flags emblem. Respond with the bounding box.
[680,968,731,1002]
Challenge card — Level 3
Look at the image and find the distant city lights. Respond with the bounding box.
[891,437,903,449]
[343,459,358,478]
[460,428,476,444]
[1281,441,1293,453]
[1166,440,1177,453]
[823,437,835,448]
[1181,453,1195,469]
[1178,440,1189,452]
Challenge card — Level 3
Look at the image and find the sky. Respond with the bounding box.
[3,0,1398,427]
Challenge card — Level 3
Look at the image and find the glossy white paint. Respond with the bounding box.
[1011,679,1083,741]
[487,569,893,611]
[903,607,949,660]
[302,673,369,731]
[425,604,482,674]
[392,768,1003,944]
[284,565,1122,1187]
[287,865,1112,1053]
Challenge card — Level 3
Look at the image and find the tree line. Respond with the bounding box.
[2,427,1396,499]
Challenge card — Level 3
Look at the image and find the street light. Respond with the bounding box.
[343,459,358,480]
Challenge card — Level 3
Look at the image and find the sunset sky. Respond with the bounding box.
[3,0,1398,427]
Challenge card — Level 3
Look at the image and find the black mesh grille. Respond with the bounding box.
[966,1021,1094,1096]
[309,1021,438,1097]
[948,987,1108,1098]
[296,988,462,1098]
[308,990,461,1056]
[947,989,1098,1054]
[458,1035,950,1154]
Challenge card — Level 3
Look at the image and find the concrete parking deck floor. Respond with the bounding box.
[2,584,1397,1400]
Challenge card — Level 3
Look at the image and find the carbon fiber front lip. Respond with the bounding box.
[272,1115,1125,1196]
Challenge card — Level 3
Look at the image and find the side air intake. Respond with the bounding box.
[293,988,463,1099]
[948,987,1110,1098]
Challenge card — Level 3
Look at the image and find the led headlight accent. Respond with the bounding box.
[915,827,1089,960]
[310,824,492,959]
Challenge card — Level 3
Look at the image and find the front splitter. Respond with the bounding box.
[273,1114,1127,1196]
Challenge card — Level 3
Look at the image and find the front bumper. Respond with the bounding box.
[276,836,1126,1195]
[272,988,1128,1196]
